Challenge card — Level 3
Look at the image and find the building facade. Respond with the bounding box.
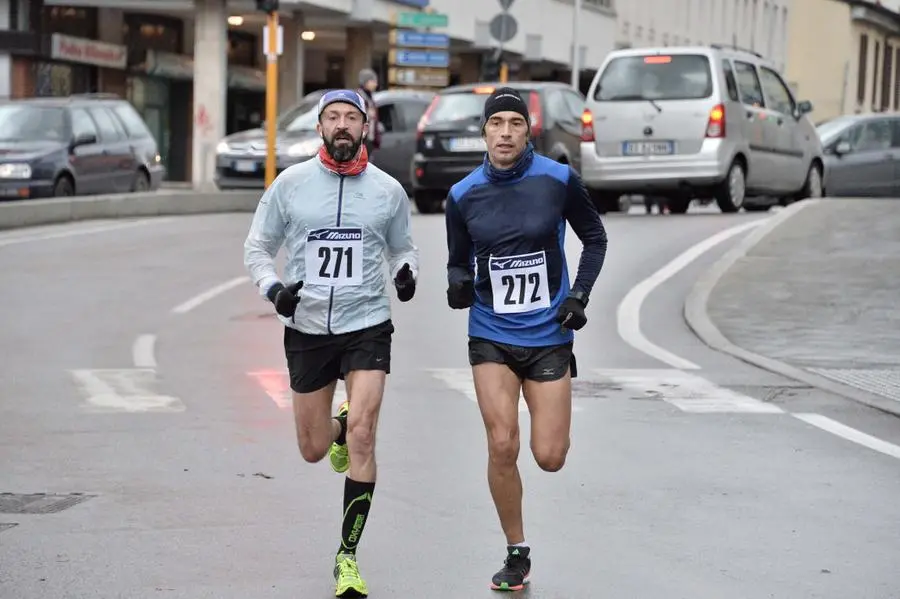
[785,0,900,122]
[0,0,616,188]
[613,0,792,71]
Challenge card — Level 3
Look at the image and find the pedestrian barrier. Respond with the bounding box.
[0,189,262,231]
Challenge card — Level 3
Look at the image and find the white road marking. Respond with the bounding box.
[70,369,184,413]
[591,368,784,413]
[132,334,157,368]
[793,413,900,460]
[426,368,586,413]
[171,276,249,314]
[0,218,173,248]
[246,370,347,410]
[616,219,767,370]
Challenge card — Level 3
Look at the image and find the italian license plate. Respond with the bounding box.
[233,160,257,172]
[623,141,674,156]
[448,137,486,152]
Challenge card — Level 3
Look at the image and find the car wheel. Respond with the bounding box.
[413,190,444,214]
[666,195,691,214]
[589,190,621,214]
[799,162,824,199]
[132,169,151,192]
[714,161,746,213]
[53,174,75,197]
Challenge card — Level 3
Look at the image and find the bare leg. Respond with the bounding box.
[522,370,573,473]
[292,381,340,462]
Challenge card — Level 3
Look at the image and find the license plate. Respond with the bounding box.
[233,160,258,173]
[623,141,674,156]
[448,137,486,152]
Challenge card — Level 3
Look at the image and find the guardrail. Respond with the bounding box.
[0,189,262,231]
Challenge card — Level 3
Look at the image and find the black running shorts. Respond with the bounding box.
[283,319,394,394]
[468,337,577,382]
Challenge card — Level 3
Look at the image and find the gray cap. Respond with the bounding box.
[359,68,377,86]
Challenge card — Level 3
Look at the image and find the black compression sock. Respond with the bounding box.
[338,477,375,555]
[333,414,347,445]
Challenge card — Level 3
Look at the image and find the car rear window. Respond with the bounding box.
[594,54,713,101]
[428,91,492,124]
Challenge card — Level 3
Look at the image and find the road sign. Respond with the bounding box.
[388,67,450,87]
[396,11,448,28]
[389,49,450,68]
[498,0,515,9]
[391,29,450,49]
[489,13,517,43]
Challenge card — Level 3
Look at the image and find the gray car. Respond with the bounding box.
[580,44,825,213]
[817,113,900,197]
[214,89,433,192]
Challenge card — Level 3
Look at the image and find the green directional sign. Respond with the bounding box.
[396,11,448,28]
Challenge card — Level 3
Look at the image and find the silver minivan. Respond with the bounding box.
[580,45,825,213]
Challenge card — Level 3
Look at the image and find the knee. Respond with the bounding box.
[297,436,328,463]
[347,418,376,457]
[532,440,569,472]
[487,428,520,467]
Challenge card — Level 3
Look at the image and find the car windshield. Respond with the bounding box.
[816,116,857,144]
[0,105,67,142]
[428,92,491,124]
[594,54,713,101]
[277,99,320,132]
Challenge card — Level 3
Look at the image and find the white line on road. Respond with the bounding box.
[132,334,157,368]
[0,218,173,248]
[793,413,900,460]
[616,219,767,370]
[70,368,185,413]
[171,276,249,314]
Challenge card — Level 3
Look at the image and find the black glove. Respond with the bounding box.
[266,281,304,319]
[394,263,416,302]
[447,276,475,309]
[556,295,587,330]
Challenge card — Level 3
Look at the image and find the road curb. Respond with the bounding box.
[0,189,261,230]
[683,199,900,418]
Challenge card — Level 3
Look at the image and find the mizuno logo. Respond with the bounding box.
[491,252,545,270]
[308,227,363,241]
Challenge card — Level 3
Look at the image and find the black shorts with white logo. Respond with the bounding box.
[468,337,577,382]
[283,319,394,394]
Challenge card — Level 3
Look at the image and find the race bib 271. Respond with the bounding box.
[305,227,364,286]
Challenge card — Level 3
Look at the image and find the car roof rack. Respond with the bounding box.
[710,43,764,59]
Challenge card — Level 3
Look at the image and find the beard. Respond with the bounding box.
[323,130,363,162]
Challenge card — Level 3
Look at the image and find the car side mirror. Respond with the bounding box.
[72,132,97,148]
[796,100,813,117]
[834,140,852,156]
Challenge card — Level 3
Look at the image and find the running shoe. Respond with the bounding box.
[329,400,350,473]
[334,552,368,597]
[490,545,531,591]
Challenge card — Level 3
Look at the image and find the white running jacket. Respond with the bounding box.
[243,156,419,335]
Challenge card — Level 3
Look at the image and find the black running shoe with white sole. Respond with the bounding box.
[490,546,531,591]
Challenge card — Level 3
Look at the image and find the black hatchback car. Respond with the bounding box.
[0,94,164,200]
[410,81,588,213]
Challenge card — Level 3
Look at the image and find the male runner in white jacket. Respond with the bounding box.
[243,89,419,598]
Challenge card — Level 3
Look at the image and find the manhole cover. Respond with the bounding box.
[0,523,17,532]
[0,493,95,514]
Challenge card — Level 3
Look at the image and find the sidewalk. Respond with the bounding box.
[686,198,900,415]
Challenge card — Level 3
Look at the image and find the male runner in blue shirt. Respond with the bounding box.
[445,87,608,592]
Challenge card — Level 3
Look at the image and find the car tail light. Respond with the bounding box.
[417,95,439,140]
[581,108,595,142]
[528,91,543,137]
[706,103,725,138]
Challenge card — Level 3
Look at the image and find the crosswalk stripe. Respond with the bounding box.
[590,368,784,414]
[245,368,782,415]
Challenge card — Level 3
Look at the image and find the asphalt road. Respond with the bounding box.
[1,205,899,599]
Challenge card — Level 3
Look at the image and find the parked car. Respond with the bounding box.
[0,94,164,199]
[410,81,587,214]
[580,45,825,213]
[215,89,433,193]
[816,113,900,197]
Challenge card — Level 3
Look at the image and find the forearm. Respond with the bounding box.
[571,229,607,296]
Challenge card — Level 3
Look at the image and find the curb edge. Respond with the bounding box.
[683,199,900,418]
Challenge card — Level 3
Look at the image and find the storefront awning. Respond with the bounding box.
[133,50,266,91]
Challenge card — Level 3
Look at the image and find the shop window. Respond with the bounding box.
[41,6,98,38]
[228,31,257,68]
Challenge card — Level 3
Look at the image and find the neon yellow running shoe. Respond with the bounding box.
[333,552,368,597]
[329,400,350,474]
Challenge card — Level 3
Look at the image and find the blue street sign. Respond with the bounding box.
[395,30,450,49]
[392,49,450,68]
[391,0,429,6]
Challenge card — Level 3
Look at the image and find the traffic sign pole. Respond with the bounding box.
[264,11,279,188]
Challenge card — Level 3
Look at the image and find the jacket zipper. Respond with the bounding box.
[326,174,345,334]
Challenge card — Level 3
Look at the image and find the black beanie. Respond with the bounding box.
[482,87,530,129]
